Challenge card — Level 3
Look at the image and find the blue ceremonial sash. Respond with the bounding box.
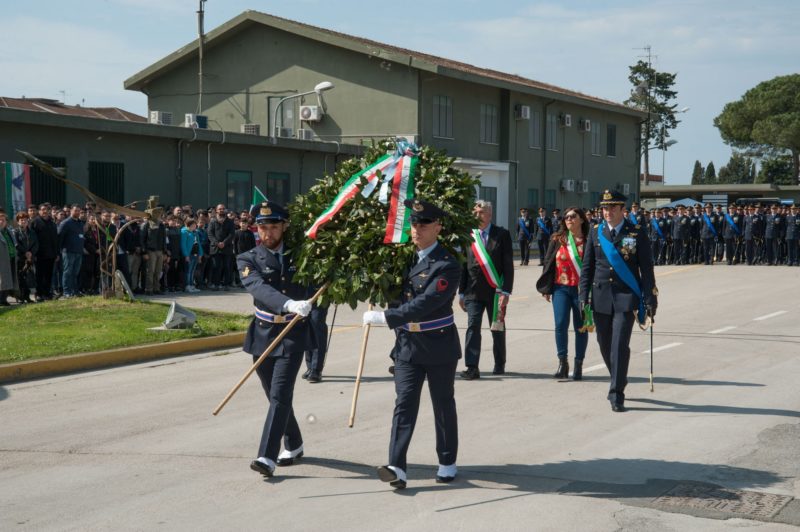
[702,214,718,237]
[724,213,741,236]
[518,218,531,239]
[629,213,638,225]
[537,218,551,237]
[651,218,664,239]
[598,222,646,324]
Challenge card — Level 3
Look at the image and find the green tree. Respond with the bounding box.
[717,153,755,184]
[714,74,800,184]
[704,161,716,183]
[691,160,705,184]
[624,59,680,181]
[756,155,794,185]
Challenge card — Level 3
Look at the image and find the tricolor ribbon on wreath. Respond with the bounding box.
[566,232,594,333]
[305,141,418,243]
[469,228,505,330]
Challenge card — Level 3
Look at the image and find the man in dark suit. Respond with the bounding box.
[237,201,314,478]
[458,200,514,379]
[363,199,461,489]
[208,203,235,290]
[534,207,552,266]
[579,190,657,413]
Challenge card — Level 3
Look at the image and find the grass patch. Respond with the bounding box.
[0,297,250,363]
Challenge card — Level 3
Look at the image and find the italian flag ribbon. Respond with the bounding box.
[567,232,594,333]
[305,143,418,243]
[470,229,504,322]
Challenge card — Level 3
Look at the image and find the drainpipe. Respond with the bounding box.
[541,100,556,210]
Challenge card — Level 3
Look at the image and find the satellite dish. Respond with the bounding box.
[164,301,197,329]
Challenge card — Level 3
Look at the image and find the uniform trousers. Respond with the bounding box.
[702,237,716,265]
[787,239,798,265]
[464,298,506,369]
[389,357,458,471]
[672,239,685,264]
[745,239,755,265]
[537,236,549,264]
[593,310,635,405]
[724,238,738,264]
[518,238,530,264]
[651,239,663,265]
[253,351,304,460]
[304,305,329,373]
[765,238,776,264]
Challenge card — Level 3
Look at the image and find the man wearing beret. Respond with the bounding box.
[363,199,462,489]
[579,190,657,413]
[238,201,315,478]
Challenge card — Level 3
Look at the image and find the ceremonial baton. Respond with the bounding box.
[348,303,373,428]
[212,283,329,416]
[649,309,655,393]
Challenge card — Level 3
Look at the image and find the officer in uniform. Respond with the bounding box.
[579,190,657,413]
[671,205,689,265]
[651,208,669,265]
[765,204,780,265]
[238,201,314,478]
[722,204,743,265]
[363,199,461,489]
[516,207,534,266]
[700,203,720,265]
[786,205,799,266]
[713,204,726,262]
[744,206,757,265]
[628,203,645,226]
[534,207,552,266]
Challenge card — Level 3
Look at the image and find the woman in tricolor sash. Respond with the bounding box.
[536,207,590,381]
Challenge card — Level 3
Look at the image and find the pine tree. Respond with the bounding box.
[691,160,705,184]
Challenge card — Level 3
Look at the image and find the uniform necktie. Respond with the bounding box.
[610,228,617,239]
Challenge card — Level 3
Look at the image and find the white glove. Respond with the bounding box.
[362,310,387,326]
[285,299,312,317]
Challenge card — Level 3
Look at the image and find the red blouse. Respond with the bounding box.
[554,237,585,286]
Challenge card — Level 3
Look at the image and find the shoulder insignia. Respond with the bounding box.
[241,266,251,278]
[593,224,599,229]
[635,224,641,230]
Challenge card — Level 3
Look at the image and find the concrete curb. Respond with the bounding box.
[0,331,245,384]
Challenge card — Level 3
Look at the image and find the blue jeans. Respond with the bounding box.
[61,251,83,297]
[551,285,588,361]
[184,256,198,287]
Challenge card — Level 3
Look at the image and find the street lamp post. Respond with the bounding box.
[271,81,335,144]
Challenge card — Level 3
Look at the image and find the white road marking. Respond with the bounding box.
[753,310,787,321]
[708,325,737,334]
[641,342,682,354]
[582,363,607,374]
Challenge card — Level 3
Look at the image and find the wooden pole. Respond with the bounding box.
[212,283,328,416]
[348,303,373,428]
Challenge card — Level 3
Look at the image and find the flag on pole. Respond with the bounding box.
[252,186,268,205]
[2,162,32,218]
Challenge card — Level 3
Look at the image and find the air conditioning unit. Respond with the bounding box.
[184,114,208,129]
[559,113,572,127]
[240,124,261,135]
[274,127,293,138]
[299,105,323,122]
[149,110,173,125]
[581,180,589,193]
[296,128,315,141]
[561,179,576,192]
[579,119,591,132]
[514,104,531,120]
[622,183,631,195]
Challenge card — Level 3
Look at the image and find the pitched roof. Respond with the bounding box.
[125,10,644,117]
[0,97,146,122]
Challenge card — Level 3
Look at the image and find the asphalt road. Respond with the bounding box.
[2,263,800,531]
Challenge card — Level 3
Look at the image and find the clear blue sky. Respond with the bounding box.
[3,1,798,184]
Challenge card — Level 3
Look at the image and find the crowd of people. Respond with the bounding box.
[516,202,800,268]
[0,201,260,305]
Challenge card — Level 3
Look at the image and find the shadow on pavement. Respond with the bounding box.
[627,397,800,418]
[0,386,7,401]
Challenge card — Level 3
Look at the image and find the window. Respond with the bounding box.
[526,188,539,211]
[591,121,602,155]
[545,189,556,211]
[226,170,252,213]
[546,113,558,150]
[267,172,290,204]
[432,95,453,138]
[30,155,66,205]
[88,161,124,205]
[479,104,498,144]
[606,124,617,157]
[479,185,498,224]
[528,110,542,149]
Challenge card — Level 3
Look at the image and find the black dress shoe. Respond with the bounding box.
[611,402,627,413]
[250,460,274,477]
[436,475,456,484]
[460,367,480,380]
[388,365,395,375]
[307,371,322,383]
[492,365,505,375]
[301,369,311,380]
[377,466,406,489]
[276,451,303,466]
